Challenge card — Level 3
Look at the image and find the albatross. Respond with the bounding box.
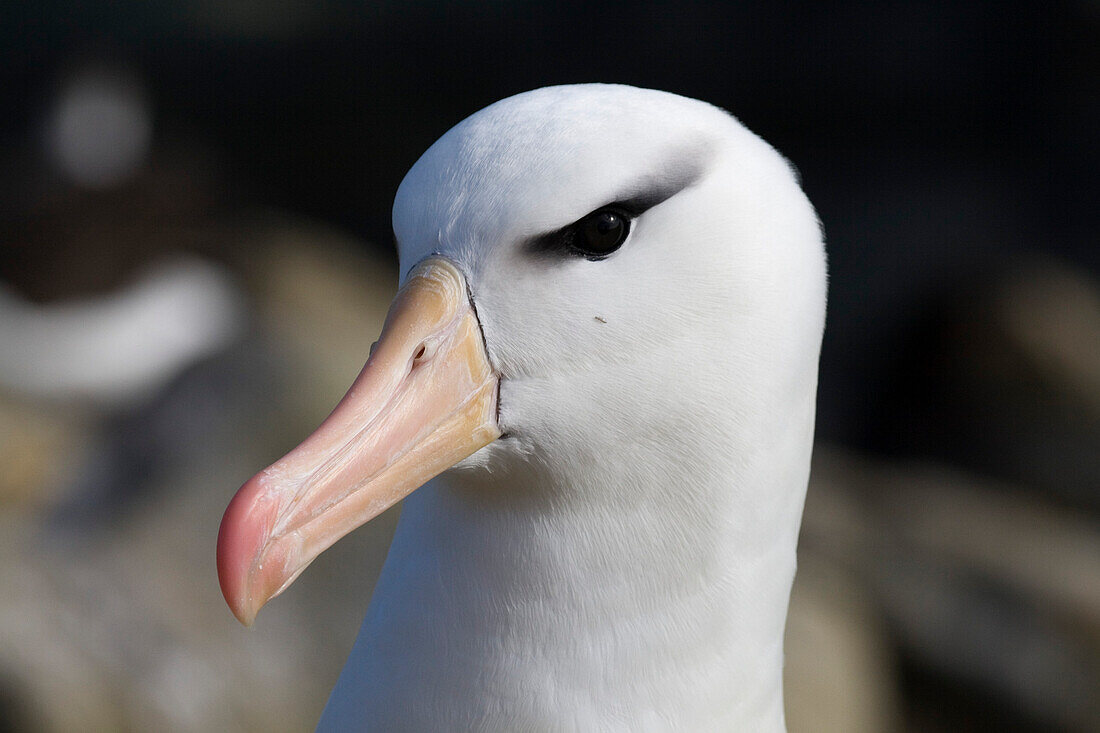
[217,84,826,731]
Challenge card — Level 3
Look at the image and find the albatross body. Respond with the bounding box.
[217,84,826,731]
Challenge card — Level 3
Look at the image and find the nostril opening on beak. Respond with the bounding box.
[409,343,430,371]
[410,340,439,371]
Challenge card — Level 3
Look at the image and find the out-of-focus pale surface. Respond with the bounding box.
[785,557,898,733]
[993,262,1100,414]
[0,257,244,408]
[45,68,152,190]
[0,397,88,512]
[804,448,1100,732]
[239,217,399,408]
[0,223,400,731]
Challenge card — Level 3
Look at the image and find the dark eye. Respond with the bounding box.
[573,209,630,259]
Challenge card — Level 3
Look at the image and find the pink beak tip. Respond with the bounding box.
[217,473,273,626]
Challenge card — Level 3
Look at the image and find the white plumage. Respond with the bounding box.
[318,84,826,731]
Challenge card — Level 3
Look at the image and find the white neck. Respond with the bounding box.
[319,397,813,732]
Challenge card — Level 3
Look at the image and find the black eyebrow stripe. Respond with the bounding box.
[525,143,710,258]
[612,156,709,216]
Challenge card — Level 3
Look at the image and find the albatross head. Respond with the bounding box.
[218,83,825,726]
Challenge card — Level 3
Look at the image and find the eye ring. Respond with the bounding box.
[571,208,631,260]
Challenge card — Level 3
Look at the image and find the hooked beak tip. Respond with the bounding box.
[217,473,277,626]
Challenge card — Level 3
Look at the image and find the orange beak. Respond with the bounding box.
[217,257,500,626]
